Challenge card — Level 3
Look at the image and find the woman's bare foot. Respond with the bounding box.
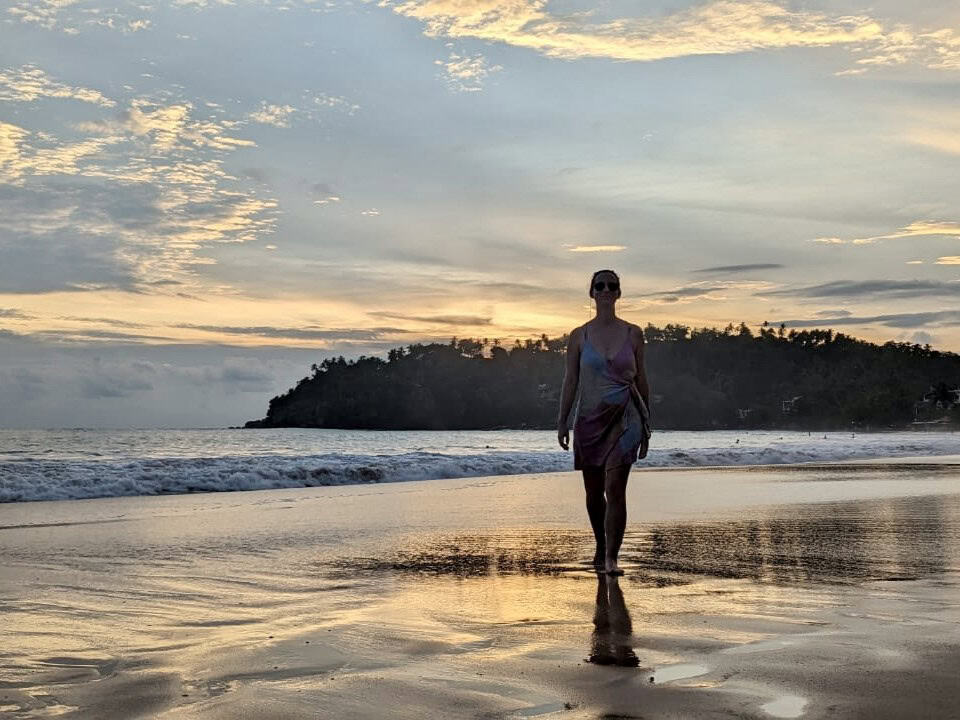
[605,558,624,576]
[593,546,606,567]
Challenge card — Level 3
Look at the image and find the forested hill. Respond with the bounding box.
[245,324,960,430]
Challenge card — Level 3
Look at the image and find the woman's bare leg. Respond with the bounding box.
[603,463,631,575]
[583,468,606,566]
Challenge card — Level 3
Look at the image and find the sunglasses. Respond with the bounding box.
[593,281,620,292]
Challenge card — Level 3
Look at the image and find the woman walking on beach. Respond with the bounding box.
[557,270,651,576]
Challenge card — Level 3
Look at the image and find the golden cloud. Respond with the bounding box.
[811,221,960,245]
[0,65,115,106]
[567,245,627,253]
[0,122,28,177]
[6,0,80,30]
[855,27,960,71]
[382,0,885,62]
[906,129,960,156]
[1,74,276,293]
[248,103,297,128]
[381,0,960,76]
[10,0,958,77]
[437,52,502,92]
[0,121,120,183]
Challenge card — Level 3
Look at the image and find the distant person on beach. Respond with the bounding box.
[557,269,651,576]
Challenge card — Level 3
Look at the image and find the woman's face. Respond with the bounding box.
[591,272,620,305]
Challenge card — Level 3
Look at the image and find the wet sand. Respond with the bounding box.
[2,460,960,718]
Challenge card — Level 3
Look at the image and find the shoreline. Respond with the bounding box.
[4,428,960,503]
[243,422,960,431]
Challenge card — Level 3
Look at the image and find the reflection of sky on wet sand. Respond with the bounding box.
[330,494,959,585]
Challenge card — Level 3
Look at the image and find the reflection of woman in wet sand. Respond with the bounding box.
[589,573,639,666]
[557,270,651,575]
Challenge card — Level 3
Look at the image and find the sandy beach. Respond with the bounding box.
[3,460,960,719]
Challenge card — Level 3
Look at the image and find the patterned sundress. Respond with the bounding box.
[573,325,651,470]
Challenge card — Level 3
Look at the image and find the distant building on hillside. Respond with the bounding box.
[913,384,960,421]
[781,396,802,415]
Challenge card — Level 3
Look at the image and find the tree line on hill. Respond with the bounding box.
[245,323,960,430]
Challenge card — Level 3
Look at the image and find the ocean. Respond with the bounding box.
[1,428,958,503]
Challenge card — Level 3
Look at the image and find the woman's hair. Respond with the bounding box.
[589,269,621,298]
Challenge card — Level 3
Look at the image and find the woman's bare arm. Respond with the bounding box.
[556,327,582,449]
[632,325,650,411]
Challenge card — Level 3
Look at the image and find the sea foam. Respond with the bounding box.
[2,431,958,502]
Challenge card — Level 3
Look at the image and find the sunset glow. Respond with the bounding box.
[2,0,959,426]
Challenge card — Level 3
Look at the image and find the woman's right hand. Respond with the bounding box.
[557,424,569,451]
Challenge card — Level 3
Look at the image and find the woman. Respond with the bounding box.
[557,269,651,576]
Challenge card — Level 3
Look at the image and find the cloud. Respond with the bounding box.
[119,100,257,151]
[219,363,272,387]
[810,220,960,245]
[11,0,958,77]
[57,316,149,328]
[0,173,274,294]
[0,308,33,319]
[436,52,502,92]
[0,187,141,292]
[383,0,886,62]
[8,0,199,32]
[907,330,938,345]
[1,84,277,294]
[905,128,960,156]
[190,357,276,392]
[779,311,960,329]
[0,366,46,400]
[834,68,868,77]
[1,120,120,182]
[80,358,155,398]
[248,102,297,128]
[762,279,960,299]
[853,26,960,71]
[0,65,114,106]
[638,280,773,304]
[936,256,960,265]
[369,311,493,326]
[5,0,73,30]
[175,324,412,341]
[471,281,571,303]
[693,263,784,274]
[567,245,626,253]
[308,182,342,205]
[313,93,360,115]
[29,328,177,343]
[381,0,960,80]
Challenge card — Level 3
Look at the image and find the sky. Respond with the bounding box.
[1,0,959,428]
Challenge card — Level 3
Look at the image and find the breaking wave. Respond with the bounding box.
[2,431,959,502]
